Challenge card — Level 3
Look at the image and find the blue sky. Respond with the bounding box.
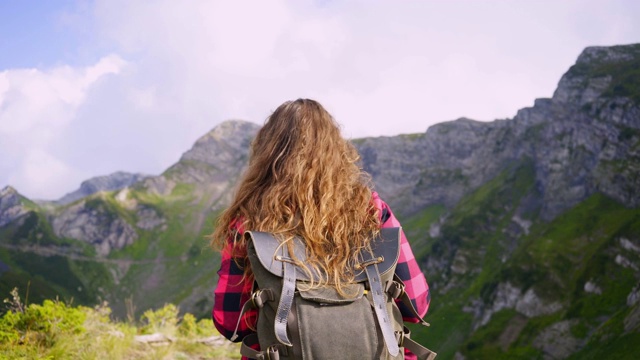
[0,1,83,69]
[1,0,639,200]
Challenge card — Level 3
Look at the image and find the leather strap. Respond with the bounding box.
[230,289,274,342]
[364,261,400,357]
[288,298,303,359]
[274,257,296,346]
[241,334,287,360]
[404,336,437,360]
[386,276,430,327]
[395,327,437,360]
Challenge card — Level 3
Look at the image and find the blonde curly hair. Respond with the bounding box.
[211,99,380,293]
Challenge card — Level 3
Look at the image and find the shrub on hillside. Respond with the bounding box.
[0,288,86,346]
[0,288,239,359]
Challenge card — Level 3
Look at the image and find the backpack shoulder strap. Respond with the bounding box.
[245,231,298,346]
[359,228,402,357]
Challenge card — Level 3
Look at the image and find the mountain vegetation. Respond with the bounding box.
[0,288,239,359]
[1,43,639,358]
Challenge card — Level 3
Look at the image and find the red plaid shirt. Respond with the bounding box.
[212,192,431,359]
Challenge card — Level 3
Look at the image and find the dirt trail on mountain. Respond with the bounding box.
[189,181,233,237]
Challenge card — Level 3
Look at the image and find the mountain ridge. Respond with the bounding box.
[54,171,152,206]
[1,43,639,359]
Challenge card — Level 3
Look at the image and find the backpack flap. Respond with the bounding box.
[354,227,401,281]
[298,283,364,304]
[245,227,401,283]
[245,232,304,278]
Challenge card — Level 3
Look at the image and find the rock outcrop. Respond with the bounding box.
[135,205,166,231]
[57,172,151,205]
[142,120,259,199]
[161,120,259,185]
[0,186,29,227]
[51,199,138,256]
[464,282,563,329]
[357,44,640,220]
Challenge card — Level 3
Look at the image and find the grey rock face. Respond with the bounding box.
[624,303,640,334]
[355,118,516,216]
[139,120,259,203]
[584,280,603,295]
[576,45,640,66]
[51,200,138,257]
[165,120,259,184]
[627,286,640,307]
[0,186,29,227]
[136,206,166,231]
[58,172,151,205]
[553,44,640,105]
[356,44,640,220]
[516,288,563,318]
[467,282,563,329]
[533,320,583,360]
[553,73,612,105]
[180,120,259,167]
[141,176,176,196]
[420,46,639,352]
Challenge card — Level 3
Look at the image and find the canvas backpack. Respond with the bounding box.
[230,227,437,360]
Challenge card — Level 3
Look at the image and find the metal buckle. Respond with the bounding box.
[266,345,280,360]
[386,280,405,299]
[250,290,264,308]
[355,256,384,270]
[395,282,406,299]
[396,331,405,347]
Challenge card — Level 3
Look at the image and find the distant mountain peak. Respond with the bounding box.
[576,43,640,66]
[0,185,18,197]
[197,119,260,143]
[57,171,151,205]
[0,185,28,227]
[553,43,640,105]
[439,117,491,127]
[178,120,260,166]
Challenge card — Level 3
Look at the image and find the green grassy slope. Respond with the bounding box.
[403,161,640,358]
[0,180,227,321]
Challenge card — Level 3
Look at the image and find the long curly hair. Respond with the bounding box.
[211,99,380,293]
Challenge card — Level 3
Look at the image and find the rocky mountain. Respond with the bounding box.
[0,186,29,228]
[141,120,258,211]
[357,45,640,221]
[55,171,151,205]
[0,43,639,359]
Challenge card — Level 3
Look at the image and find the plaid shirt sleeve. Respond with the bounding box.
[212,224,257,343]
[372,192,431,322]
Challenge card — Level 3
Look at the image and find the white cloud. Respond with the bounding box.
[1,0,639,200]
[6,149,87,200]
[0,55,124,134]
[127,86,157,110]
[0,55,125,199]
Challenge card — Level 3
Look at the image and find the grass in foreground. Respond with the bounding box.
[0,288,239,360]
